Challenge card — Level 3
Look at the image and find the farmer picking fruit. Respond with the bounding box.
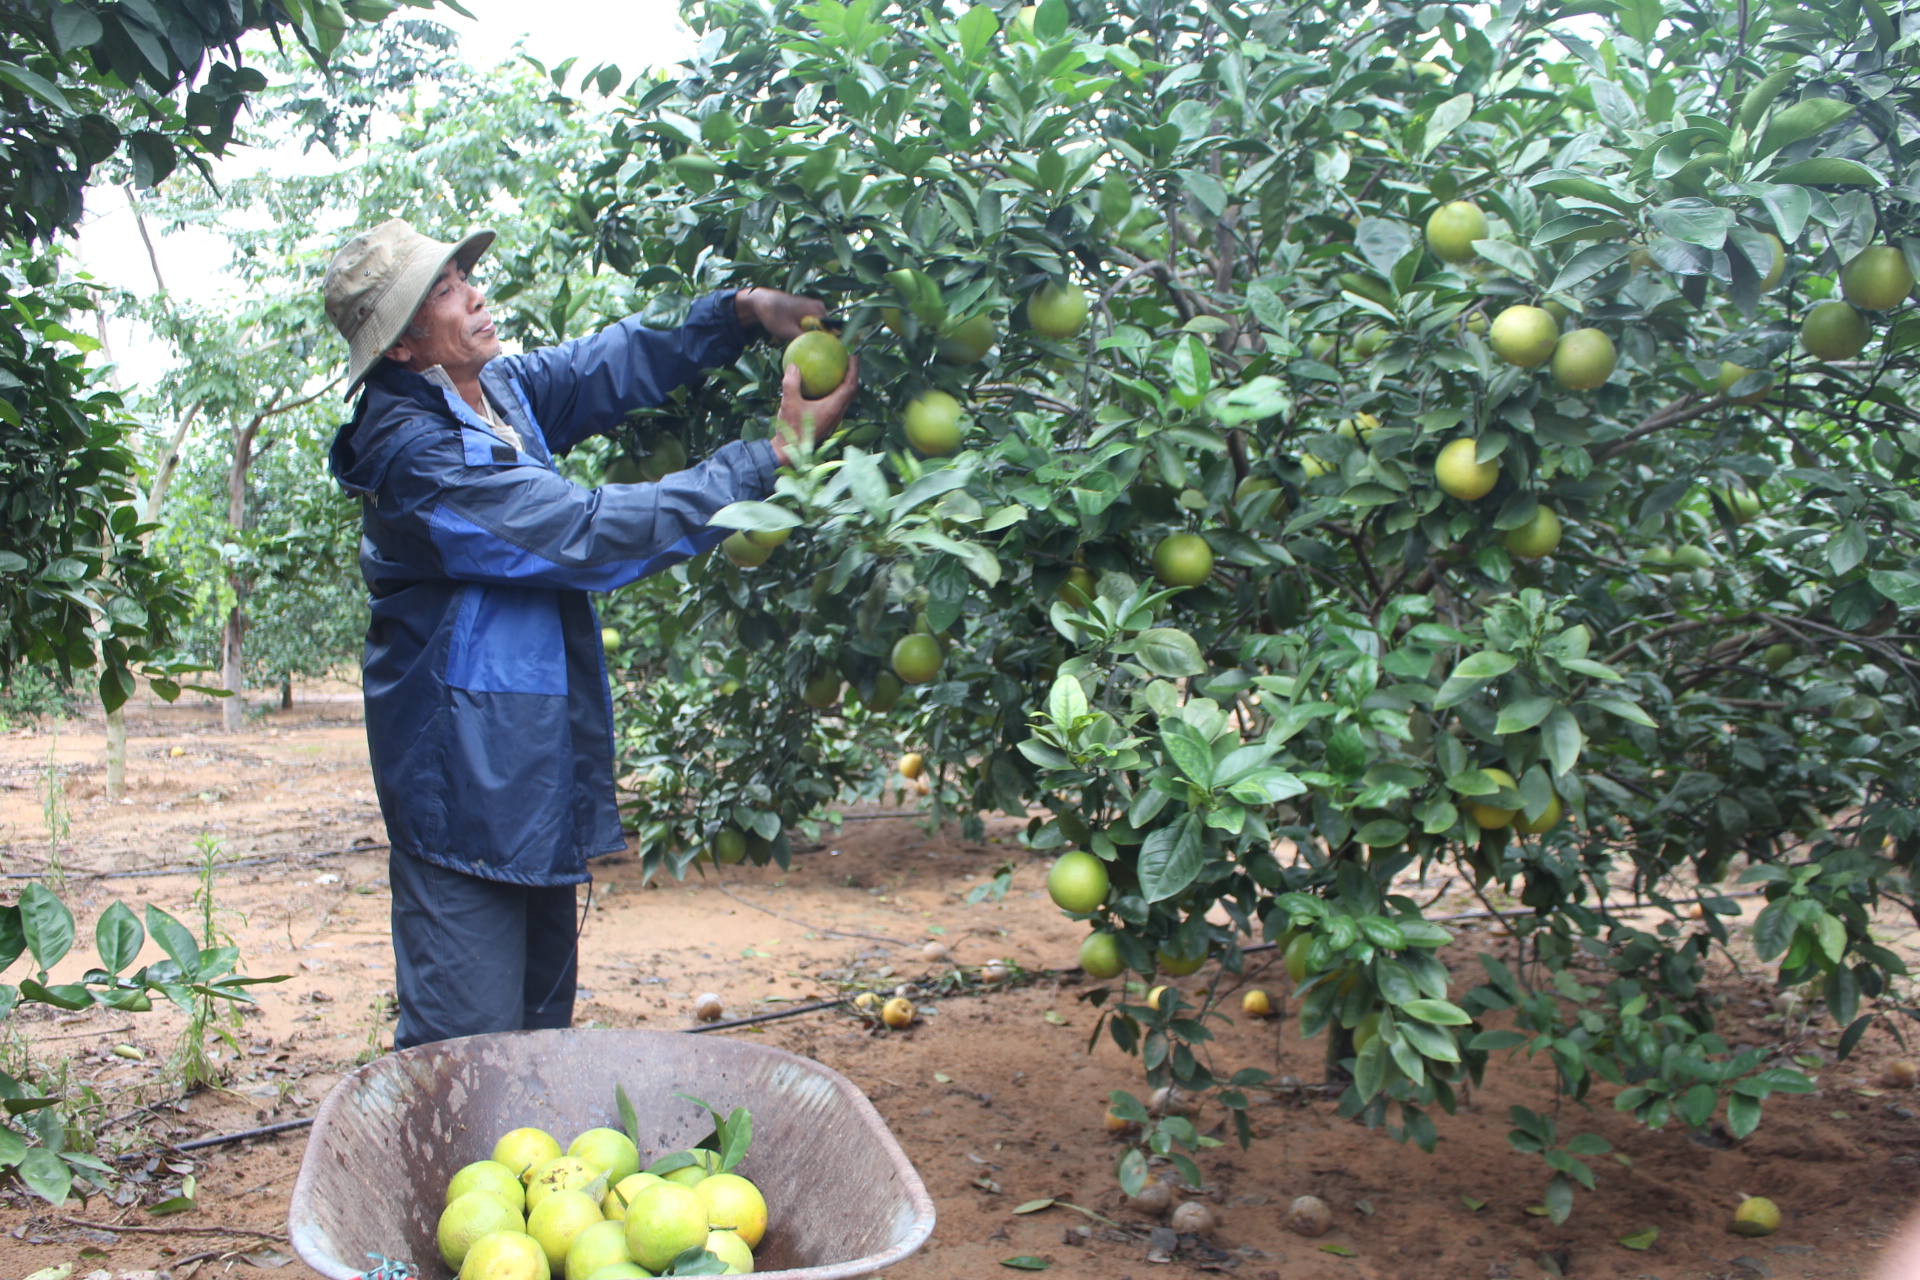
[321,219,858,1047]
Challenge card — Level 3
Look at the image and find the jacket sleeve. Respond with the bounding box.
[380,424,779,591]
[502,291,751,456]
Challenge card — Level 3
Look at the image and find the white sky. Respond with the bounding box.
[73,0,695,390]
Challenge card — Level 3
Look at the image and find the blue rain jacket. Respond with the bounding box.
[328,290,775,886]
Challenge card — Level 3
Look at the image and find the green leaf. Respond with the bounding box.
[1493,696,1556,735]
[94,902,143,976]
[1319,1243,1355,1256]
[1453,651,1517,680]
[1771,158,1884,187]
[1544,1172,1574,1224]
[1047,677,1088,730]
[1756,97,1855,158]
[1138,816,1204,903]
[1649,198,1732,250]
[1131,628,1205,678]
[615,1084,641,1149]
[1402,998,1471,1025]
[707,501,800,533]
[1540,707,1583,777]
[1617,1227,1659,1251]
[18,1148,71,1205]
[1000,1258,1052,1270]
[17,885,73,976]
[0,63,74,113]
[1012,1198,1055,1214]
[1161,722,1215,789]
[955,3,998,60]
[144,907,201,981]
[1420,93,1475,159]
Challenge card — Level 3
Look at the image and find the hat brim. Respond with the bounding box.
[343,229,496,398]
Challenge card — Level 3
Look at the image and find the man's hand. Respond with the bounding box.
[735,287,830,343]
[770,356,859,466]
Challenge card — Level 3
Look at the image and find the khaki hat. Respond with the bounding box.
[324,218,495,396]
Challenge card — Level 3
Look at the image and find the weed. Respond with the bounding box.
[40,733,68,893]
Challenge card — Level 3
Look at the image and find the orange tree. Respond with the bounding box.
[574,0,1920,1216]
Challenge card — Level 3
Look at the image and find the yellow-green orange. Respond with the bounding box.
[743,525,790,549]
[711,830,746,867]
[1489,306,1560,367]
[1551,328,1616,390]
[602,1173,665,1221]
[1300,451,1331,478]
[1759,233,1785,290]
[1467,768,1519,829]
[721,532,772,568]
[1763,643,1794,672]
[623,1182,711,1274]
[1152,532,1215,587]
[568,1129,640,1185]
[904,390,962,456]
[1503,505,1562,560]
[526,1157,600,1213]
[938,313,995,364]
[1732,1196,1781,1237]
[1047,850,1109,914]
[1283,933,1315,982]
[440,1193,526,1270]
[1027,281,1089,339]
[1435,438,1499,501]
[801,672,842,710]
[891,633,943,685]
[460,1231,551,1280]
[448,1161,526,1212]
[527,1190,604,1274]
[1841,245,1915,311]
[861,671,902,714]
[1057,565,1097,608]
[1158,948,1206,977]
[494,1129,564,1183]
[1717,484,1761,524]
[705,1229,755,1274]
[782,329,849,398]
[1079,931,1125,979]
[565,1219,634,1280]
[585,1267,650,1280]
[1425,200,1488,264]
[1515,792,1563,835]
[694,1174,768,1249]
[661,1150,722,1188]
[1801,301,1868,361]
[1717,362,1768,406]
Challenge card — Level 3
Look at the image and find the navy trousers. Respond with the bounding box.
[387,849,582,1050]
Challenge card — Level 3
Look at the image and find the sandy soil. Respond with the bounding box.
[3,687,1920,1280]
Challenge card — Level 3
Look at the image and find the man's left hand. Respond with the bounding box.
[735,288,830,343]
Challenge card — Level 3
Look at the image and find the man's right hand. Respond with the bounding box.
[770,355,859,466]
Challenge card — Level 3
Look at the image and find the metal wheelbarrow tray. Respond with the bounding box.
[289,1028,935,1279]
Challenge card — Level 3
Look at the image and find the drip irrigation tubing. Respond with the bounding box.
[0,843,390,881]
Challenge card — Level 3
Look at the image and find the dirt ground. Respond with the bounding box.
[4,685,1920,1280]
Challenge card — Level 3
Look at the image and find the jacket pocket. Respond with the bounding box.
[445,584,568,695]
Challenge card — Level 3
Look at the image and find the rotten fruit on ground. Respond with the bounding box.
[1242,988,1273,1017]
[1732,1196,1781,1237]
[1286,1194,1333,1237]
[1169,1200,1216,1233]
[881,996,915,1027]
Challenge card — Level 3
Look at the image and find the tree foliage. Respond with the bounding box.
[529,0,1920,1215]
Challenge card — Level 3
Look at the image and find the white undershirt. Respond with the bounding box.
[422,365,525,453]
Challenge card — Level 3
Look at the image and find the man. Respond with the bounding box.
[322,219,856,1049]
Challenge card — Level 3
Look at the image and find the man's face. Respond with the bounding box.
[386,262,502,375]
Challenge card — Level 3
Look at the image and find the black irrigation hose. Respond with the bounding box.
[0,844,391,881]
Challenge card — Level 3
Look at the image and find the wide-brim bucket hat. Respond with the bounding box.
[324,218,495,397]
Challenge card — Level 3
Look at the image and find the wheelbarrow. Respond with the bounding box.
[288,1028,935,1279]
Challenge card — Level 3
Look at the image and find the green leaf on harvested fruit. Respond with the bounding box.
[1618,1228,1659,1250]
[1013,1199,1055,1214]
[1000,1256,1052,1270]
[1319,1243,1355,1256]
[1461,1196,1487,1211]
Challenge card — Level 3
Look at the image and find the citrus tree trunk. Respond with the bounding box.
[222,415,265,734]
